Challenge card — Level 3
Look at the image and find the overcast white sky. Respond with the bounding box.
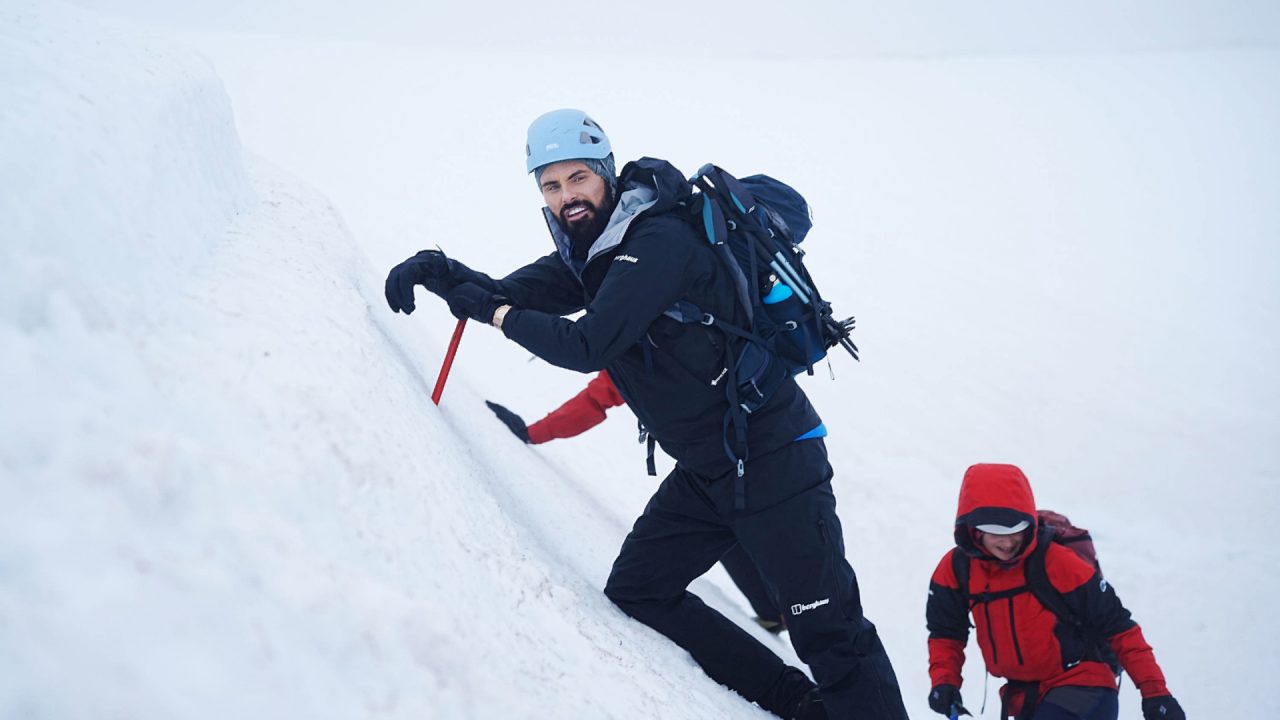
[66,0,1280,58]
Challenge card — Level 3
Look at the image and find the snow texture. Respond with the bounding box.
[2,1,1278,718]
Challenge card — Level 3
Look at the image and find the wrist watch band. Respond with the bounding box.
[492,304,513,329]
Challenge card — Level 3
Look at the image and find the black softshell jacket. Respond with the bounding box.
[490,158,821,479]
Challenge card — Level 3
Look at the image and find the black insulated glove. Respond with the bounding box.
[384,249,454,314]
[1142,696,1185,720]
[445,282,506,324]
[485,401,530,443]
[928,685,970,717]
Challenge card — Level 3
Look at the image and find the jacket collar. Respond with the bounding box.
[542,157,691,279]
[543,184,658,278]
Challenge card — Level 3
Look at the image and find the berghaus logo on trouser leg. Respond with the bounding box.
[790,598,830,616]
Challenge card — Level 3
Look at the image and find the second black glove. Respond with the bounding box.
[384,250,453,314]
[927,685,970,717]
[1142,696,1185,720]
[445,282,506,324]
[485,401,530,443]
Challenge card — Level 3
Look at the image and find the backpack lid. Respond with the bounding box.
[741,175,812,244]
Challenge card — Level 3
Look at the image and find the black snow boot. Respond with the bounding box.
[791,689,828,720]
[756,667,821,719]
[754,615,786,635]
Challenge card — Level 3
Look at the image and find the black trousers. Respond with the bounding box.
[603,439,908,719]
[719,542,782,623]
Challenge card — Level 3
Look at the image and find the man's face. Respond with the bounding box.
[538,160,611,243]
[976,529,1028,562]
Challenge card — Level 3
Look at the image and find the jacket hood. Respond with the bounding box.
[543,157,692,278]
[953,463,1039,562]
[616,157,695,213]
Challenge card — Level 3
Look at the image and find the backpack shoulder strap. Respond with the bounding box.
[690,175,756,323]
[1024,527,1083,629]
[949,548,972,606]
[1026,526,1123,674]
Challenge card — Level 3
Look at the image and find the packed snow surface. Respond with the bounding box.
[3,1,1278,717]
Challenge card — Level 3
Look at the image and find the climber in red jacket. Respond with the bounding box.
[485,371,785,634]
[925,463,1184,720]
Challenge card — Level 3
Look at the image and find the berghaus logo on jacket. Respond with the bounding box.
[790,598,830,616]
[614,254,639,264]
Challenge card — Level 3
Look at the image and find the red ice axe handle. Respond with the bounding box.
[431,319,467,405]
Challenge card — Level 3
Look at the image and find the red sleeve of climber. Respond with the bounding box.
[527,371,624,444]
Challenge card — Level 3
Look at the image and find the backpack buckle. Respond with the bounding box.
[701,313,716,326]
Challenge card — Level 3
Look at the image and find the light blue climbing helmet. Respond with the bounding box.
[525,109,612,174]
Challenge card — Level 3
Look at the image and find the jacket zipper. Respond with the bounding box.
[981,593,999,665]
[1007,596,1025,665]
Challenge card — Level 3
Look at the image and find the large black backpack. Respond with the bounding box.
[659,165,857,504]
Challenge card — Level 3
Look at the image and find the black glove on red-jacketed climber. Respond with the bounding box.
[1142,695,1185,720]
[927,685,970,717]
[485,401,530,443]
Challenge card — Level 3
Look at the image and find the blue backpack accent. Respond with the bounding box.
[665,164,858,505]
[794,423,828,441]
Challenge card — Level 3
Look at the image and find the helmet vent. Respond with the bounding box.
[526,108,613,173]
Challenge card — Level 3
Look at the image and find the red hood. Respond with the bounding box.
[953,463,1039,561]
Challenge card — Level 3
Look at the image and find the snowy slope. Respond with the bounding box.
[3,1,1279,718]
[1,4,798,718]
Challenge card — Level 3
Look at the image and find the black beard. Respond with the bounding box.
[561,195,616,257]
